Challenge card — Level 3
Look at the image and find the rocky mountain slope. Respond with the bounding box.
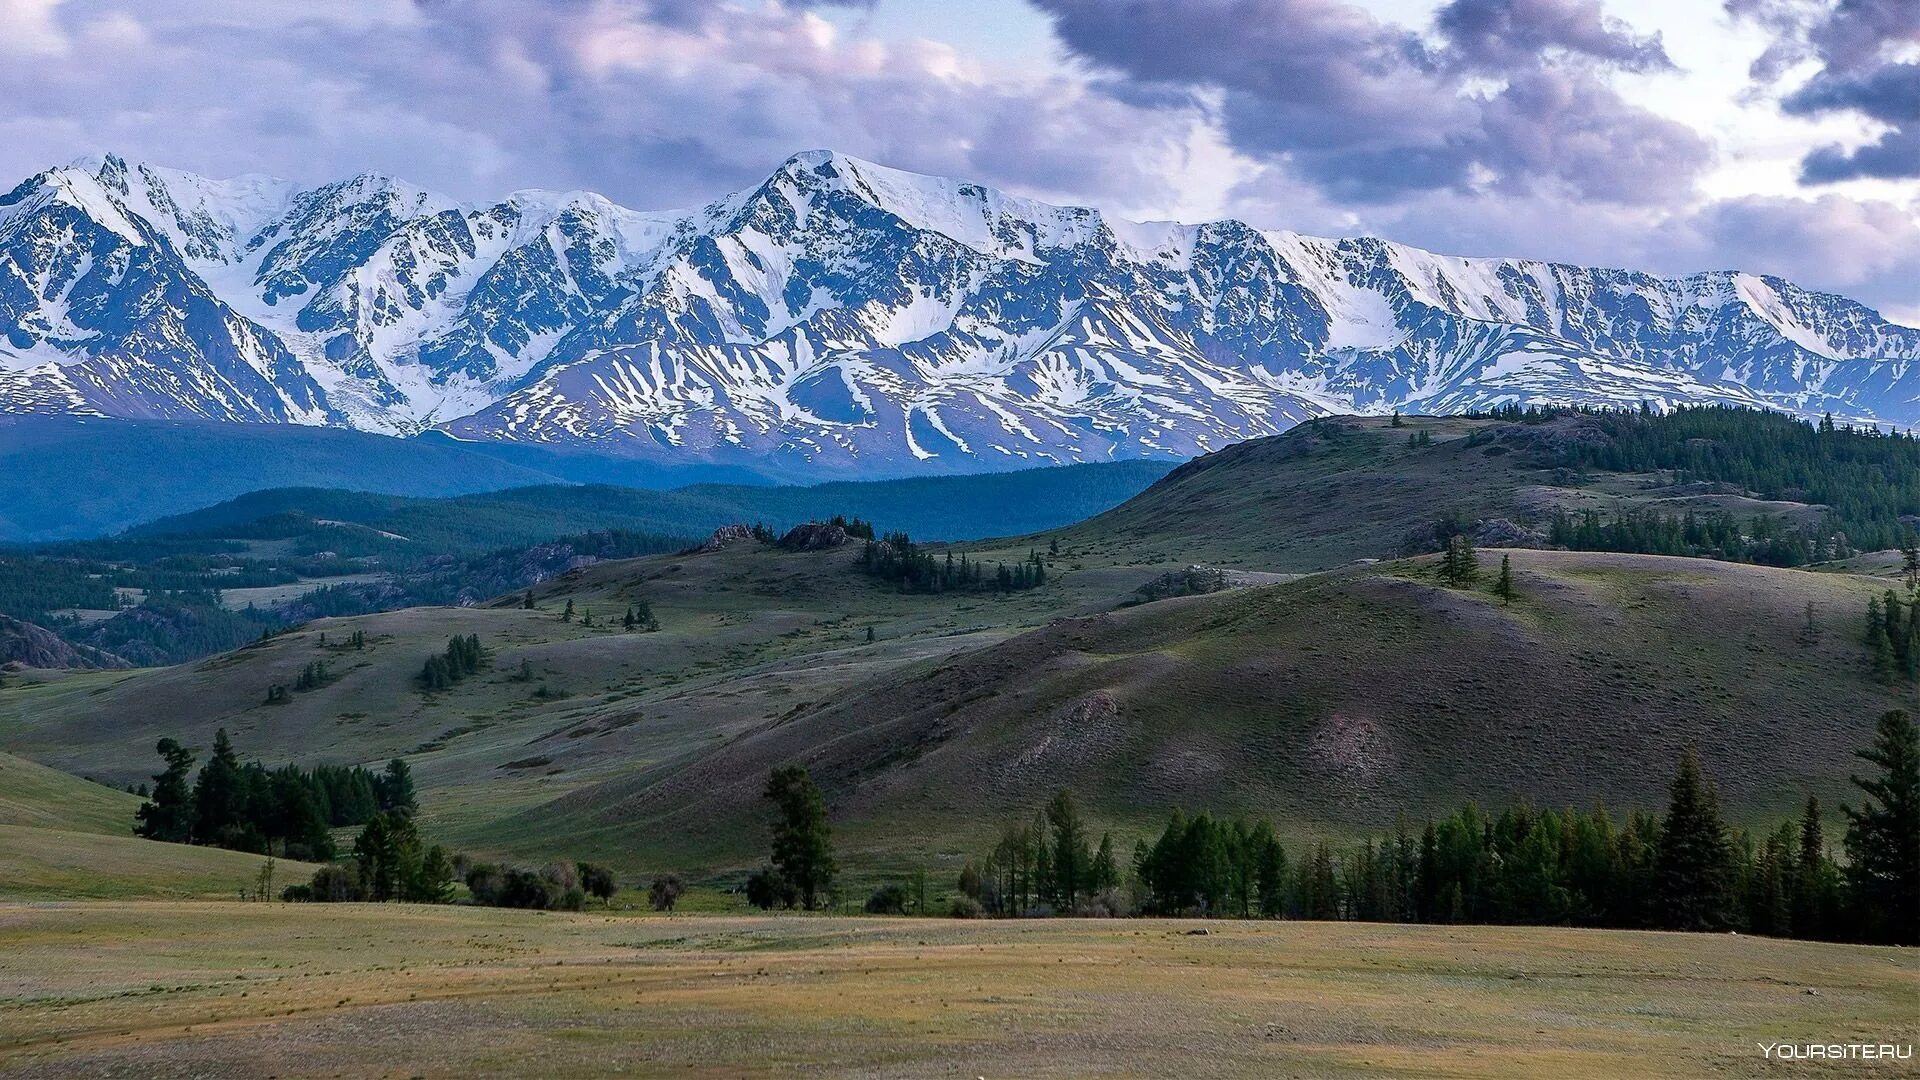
[3,151,1915,478]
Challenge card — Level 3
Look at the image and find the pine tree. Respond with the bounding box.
[764,765,836,911]
[191,728,244,845]
[1791,796,1835,940]
[1902,529,1919,592]
[1254,823,1287,917]
[1494,554,1515,603]
[1091,832,1119,894]
[562,599,574,623]
[1654,745,1736,931]
[1045,789,1091,910]
[523,589,535,610]
[377,758,418,816]
[135,738,196,843]
[1439,534,1479,587]
[1866,596,1895,681]
[1842,711,1919,945]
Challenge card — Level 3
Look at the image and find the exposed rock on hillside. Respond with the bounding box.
[696,525,757,552]
[0,616,129,670]
[1402,517,1548,555]
[1134,566,1239,603]
[777,523,850,552]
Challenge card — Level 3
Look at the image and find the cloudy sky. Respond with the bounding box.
[2,0,1915,321]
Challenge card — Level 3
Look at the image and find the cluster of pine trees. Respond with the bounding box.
[0,555,118,623]
[825,515,876,540]
[1548,405,1920,552]
[621,601,659,632]
[418,634,484,690]
[134,729,415,861]
[1547,507,1848,567]
[857,532,1047,594]
[957,713,1918,945]
[1865,590,1920,684]
[288,810,454,903]
[966,790,1123,916]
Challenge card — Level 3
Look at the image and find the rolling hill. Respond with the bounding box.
[484,549,1909,869]
[1,409,1913,882]
[0,750,315,900]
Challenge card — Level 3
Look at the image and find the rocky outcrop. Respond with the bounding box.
[776,523,850,552]
[0,616,129,670]
[1401,517,1548,555]
[1133,566,1237,603]
[696,525,757,553]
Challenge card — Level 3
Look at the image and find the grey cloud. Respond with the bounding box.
[1435,0,1674,74]
[1730,0,1920,181]
[1031,0,1705,204]
[0,0,1203,212]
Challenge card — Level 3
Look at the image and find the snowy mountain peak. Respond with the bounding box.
[1,151,1915,477]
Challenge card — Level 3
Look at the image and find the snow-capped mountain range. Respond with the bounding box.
[3,150,1915,477]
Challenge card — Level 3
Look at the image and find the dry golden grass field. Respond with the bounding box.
[1,903,1914,1078]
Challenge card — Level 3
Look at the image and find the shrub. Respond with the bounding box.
[308,863,367,902]
[745,867,796,911]
[463,862,506,906]
[578,863,618,907]
[649,873,686,912]
[864,884,909,915]
[948,895,985,919]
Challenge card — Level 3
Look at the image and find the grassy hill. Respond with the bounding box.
[0,751,139,835]
[0,750,316,900]
[482,549,1910,870]
[1053,413,1855,571]
[3,410,1912,883]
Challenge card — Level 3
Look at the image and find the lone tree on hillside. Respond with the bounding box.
[1494,554,1515,604]
[765,765,836,911]
[1654,745,1736,931]
[1843,710,1919,945]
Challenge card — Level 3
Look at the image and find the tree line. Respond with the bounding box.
[134,729,415,861]
[1541,405,1920,553]
[858,532,1047,594]
[1864,589,1920,684]
[933,713,1916,945]
[1547,507,1852,567]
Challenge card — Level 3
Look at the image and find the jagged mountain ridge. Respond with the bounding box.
[1,150,1915,476]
